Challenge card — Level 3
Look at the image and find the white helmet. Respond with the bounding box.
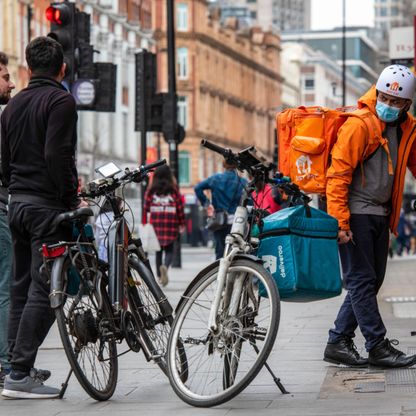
[376,64,416,100]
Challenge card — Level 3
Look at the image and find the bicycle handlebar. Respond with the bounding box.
[81,159,167,199]
[201,139,233,157]
[141,158,167,172]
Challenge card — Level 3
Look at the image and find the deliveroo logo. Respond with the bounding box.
[262,255,277,274]
[277,245,286,278]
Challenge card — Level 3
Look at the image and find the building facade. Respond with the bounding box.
[282,27,381,90]
[5,0,154,220]
[374,0,415,47]
[281,42,366,109]
[153,0,283,192]
[212,0,311,32]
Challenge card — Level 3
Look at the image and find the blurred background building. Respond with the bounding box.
[211,0,311,32]
[153,0,282,193]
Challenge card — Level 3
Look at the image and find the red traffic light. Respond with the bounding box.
[45,5,70,25]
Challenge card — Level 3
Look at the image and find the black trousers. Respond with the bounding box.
[155,242,174,276]
[7,202,70,373]
[328,214,389,351]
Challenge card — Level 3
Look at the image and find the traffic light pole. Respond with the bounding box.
[166,0,181,268]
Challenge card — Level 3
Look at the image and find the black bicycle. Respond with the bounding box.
[42,159,187,401]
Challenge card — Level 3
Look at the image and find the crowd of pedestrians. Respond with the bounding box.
[1,34,416,403]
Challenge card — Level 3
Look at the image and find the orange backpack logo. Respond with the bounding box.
[276,106,381,195]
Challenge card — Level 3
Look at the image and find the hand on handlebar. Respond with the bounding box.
[206,204,215,217]
[77,199,90,208]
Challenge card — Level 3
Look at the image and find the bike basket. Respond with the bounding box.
[257,205,342,302]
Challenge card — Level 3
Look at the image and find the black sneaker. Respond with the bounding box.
[324,338,368,367]
[0,368,11,387]
[1,374,60,399]
[369,338,416,368]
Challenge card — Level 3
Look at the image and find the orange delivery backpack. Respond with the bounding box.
[276,106,387,195]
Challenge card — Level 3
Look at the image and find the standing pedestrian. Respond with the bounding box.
[324,65,416,368]
[195,159,247,259]
[0,51,15,387]
[251,176,281,214]
[1,36,80,398]
[143,165,185,286]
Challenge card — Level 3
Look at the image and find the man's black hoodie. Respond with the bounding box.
[0,77,79,209]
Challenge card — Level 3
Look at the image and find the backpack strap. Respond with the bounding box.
[346,109,394,176]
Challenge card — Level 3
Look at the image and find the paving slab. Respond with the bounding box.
[1,249,416,415]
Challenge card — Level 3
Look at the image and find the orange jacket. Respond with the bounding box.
[326,86,416,233]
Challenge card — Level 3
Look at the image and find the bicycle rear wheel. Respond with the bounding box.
[54,257,118,401]
[167,258,279,407]
[127,258,188,379]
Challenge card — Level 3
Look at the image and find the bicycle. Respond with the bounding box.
[42,159,187,401]
[166,140,310,407]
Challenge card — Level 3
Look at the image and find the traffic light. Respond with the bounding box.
[135,50,158,132]
[45,2,76,85]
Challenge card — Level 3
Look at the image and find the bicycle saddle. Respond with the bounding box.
[54,207,94,227]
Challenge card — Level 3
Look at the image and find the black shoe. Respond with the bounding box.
[369,338,416,368]
[324,338,368,367]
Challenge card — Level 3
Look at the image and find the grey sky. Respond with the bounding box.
[311,0,374,30]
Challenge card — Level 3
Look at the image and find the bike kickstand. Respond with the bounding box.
[59,368,73,399]
[251,344,290,395]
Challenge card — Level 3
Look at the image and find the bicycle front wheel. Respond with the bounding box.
[55,257,118,401]
[167,258,280,407]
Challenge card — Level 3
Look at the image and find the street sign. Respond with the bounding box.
[390,26,414,61]
[72,79,96,106]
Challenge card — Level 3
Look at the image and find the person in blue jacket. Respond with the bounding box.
[195,160,247,259]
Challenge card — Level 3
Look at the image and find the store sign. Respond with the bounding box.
[390,27,414,60]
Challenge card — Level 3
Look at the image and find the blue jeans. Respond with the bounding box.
[213,225,232,260]
[0,210,12,370]
[328,214,389,351]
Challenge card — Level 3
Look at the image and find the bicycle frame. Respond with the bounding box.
[207,186,254,332]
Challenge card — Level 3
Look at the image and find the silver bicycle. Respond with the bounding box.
[167,140,282,407]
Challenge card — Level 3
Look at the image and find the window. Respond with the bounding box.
[380,7,388,17]
[304,78,314,90]
[177,96,188,129]
[250,11,257,19]
[179,151,191,186]
[177,3,188,31]
[177,47,188,79]
[391,7,399,16]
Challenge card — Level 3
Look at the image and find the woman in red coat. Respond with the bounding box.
[143,165,185,286]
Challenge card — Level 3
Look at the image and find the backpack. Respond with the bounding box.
[276,106,390,195]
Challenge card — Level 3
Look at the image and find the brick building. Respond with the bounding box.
[153,0,282,192]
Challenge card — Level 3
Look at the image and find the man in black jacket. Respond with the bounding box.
[1,37,79,399]
[0,51,15,387]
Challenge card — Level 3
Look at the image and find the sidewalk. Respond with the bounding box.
[2,248,416,415]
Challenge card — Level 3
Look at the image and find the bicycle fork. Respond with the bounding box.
[208,247,240,332]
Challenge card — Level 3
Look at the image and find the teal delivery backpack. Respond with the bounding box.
[257,205,342,302]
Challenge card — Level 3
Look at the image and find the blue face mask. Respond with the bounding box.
[376,101,401,123]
